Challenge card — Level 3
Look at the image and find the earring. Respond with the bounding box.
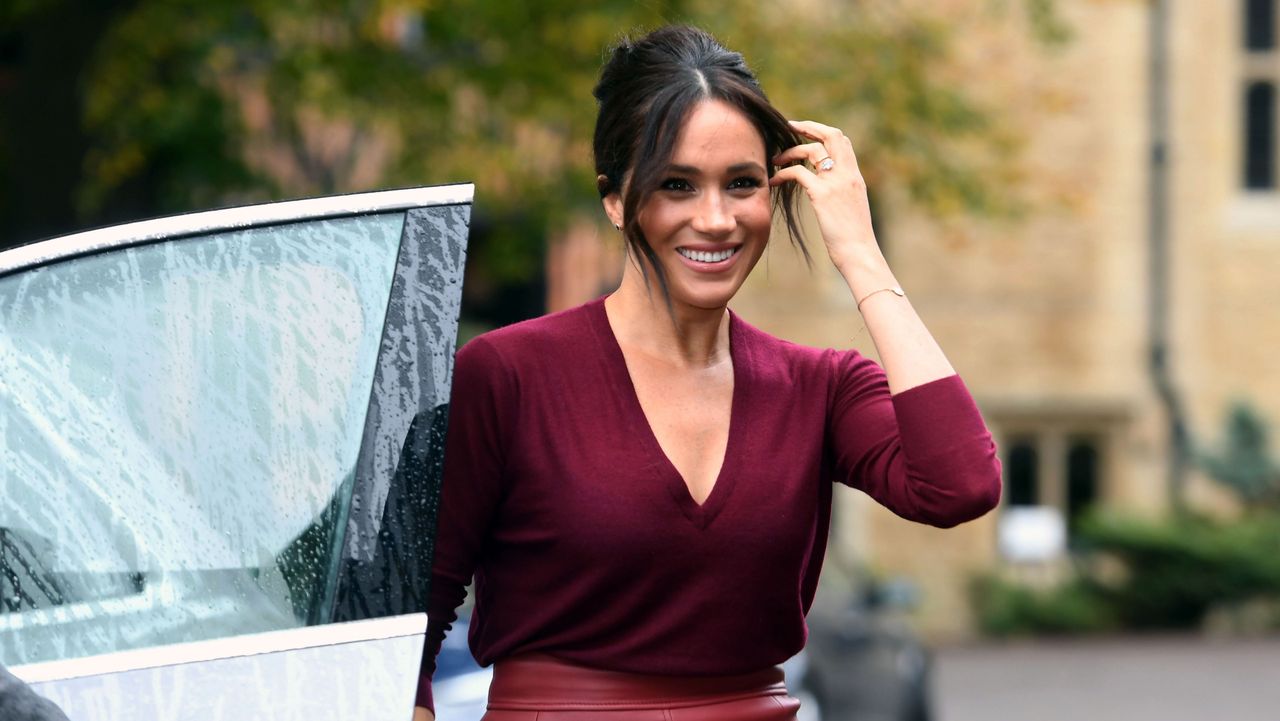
[614,223,621,230]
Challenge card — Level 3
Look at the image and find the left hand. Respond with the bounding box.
[769,120,881,274]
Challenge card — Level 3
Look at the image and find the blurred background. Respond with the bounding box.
[3,1,1280,719]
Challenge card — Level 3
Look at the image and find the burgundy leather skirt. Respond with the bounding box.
[481,653,801,721]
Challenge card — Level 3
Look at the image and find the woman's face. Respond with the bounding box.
[607,99,772,313]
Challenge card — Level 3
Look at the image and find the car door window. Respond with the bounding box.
[0,212,404,666]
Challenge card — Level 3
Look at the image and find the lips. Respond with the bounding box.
[676,246,739,263]
[672,244,743,273]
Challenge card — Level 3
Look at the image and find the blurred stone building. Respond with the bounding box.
[543,1,1280,638]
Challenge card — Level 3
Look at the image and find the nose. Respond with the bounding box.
[690,190,735,236]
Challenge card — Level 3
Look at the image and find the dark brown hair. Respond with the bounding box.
[592,25,808,300]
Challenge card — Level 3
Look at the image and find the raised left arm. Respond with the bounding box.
[774,119,1000,524]
[771,120,955,394]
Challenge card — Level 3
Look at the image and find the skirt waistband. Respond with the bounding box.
[486,653,789,711]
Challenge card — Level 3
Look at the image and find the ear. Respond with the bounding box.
[601,189,624,231]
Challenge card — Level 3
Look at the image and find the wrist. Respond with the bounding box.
[835,248,896,296]
[856,286,906,312]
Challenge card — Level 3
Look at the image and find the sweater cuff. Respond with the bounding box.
[415,673,435,715]
[890,374,988,447]
[889,374,1002,526]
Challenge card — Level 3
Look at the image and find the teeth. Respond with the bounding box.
[678,247,737,263]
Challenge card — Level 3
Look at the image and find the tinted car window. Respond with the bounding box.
[0,213,404,665]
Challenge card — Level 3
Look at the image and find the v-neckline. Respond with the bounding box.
[590,295,745,529]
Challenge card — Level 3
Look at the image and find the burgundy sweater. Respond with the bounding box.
[417,296,1001,710]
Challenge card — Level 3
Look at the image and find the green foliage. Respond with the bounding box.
[1024,0,1074,46]
[986,0,1073,47]
[79,2,266,214]
[0,0,52,23]
[23,0,1065,281]
[694,2,1033,221]
[1198,402,1280,508]
[971,511,1280,636]
[1080,512,1280,629]
[971,573,1116,637]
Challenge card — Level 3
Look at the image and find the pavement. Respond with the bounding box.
[932,634,1280,721]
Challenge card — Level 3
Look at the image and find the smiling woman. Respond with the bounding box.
[414,25,1002,721]
[592,27,808,312]
[602,99,773,315]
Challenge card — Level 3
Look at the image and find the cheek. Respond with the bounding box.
[740,195,773,235]
[637,200,681,239]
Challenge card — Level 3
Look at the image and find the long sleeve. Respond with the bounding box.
[826,350,1001,528]
[416,337,515,712]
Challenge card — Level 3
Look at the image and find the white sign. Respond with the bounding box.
[998,506,1067,562]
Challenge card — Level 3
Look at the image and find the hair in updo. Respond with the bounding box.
[592,25,808,300]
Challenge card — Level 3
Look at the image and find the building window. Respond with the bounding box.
[1245,82,1276,188]
[1246,0,1276,51]
[998,428,1107,546]
[1065,438,1100,540]
[1006,439,1039,506]
[1244,1,1279,189]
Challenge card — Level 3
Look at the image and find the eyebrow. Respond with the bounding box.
[666,162,767,176]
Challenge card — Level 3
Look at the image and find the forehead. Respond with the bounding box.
[670,99,766,165]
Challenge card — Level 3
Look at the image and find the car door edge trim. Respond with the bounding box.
[0,183,475,277]
[7,612,428,685]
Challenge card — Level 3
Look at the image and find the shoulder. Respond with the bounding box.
[456,298,600,373]
[730,311,814,360]
[730,310,877,379]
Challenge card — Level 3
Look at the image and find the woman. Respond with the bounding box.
[414,25,1001,721]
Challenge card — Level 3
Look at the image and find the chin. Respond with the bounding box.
[666,283,742,312]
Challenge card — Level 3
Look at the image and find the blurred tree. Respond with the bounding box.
[0,0,141,245]
[1,0,1066,298]
[1199,403,1280,509]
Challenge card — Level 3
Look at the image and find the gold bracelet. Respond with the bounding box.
[855,286,905,312]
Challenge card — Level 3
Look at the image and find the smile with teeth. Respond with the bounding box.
[676,246,740,263]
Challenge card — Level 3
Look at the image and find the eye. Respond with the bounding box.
[660,177,694,192]
[728,176,764,191]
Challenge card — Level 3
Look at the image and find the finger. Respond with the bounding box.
[768,163,819,191]
[788,119,844,144]
[789,120,859,169]
[772,143,829,168]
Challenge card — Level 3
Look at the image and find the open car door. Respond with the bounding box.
[1,185,472,720]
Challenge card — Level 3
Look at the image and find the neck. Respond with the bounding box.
[604,264,729,369]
